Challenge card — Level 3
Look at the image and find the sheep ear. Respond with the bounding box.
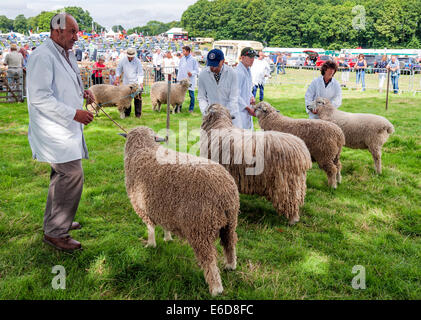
[155,136,166,143]
[118,133,127,139]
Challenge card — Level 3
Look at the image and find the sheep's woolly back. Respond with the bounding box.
[314,98,395,149]
[201,104,311,221]
[256,102,345,162]
[150,79,190,106]
[89,84,138,111]
[124,126,239,241]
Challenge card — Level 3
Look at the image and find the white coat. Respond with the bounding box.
[177,54,199,90]
[235,62,254,130]
[27,38,88,164]
[304,75,342,119]
[198,65,241,128]
[251,58,270,86]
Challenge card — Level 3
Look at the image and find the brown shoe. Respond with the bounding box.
[70,222,82,230]
[43,234,82,252]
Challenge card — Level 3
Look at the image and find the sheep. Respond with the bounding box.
[88,83,139,119]
[150,79,189,113]
[200,104,312,225]
[122,126,240,296]
[255,101,345,189]
[308,97,395,174]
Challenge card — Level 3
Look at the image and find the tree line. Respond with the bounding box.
[0,7,104,34]
[1,1,420,49]
[180,0,421,49]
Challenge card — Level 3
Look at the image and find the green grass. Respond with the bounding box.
[0,78,420,300]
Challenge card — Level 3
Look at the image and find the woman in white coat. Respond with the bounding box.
[305,60,342,119]
[198,49,241,128]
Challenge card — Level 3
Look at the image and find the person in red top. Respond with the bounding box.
[91,56,106,85]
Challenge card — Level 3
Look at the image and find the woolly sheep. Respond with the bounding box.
[150,79,190,113]
[308,97,395,174]
[255,101,345,189]
[122,126,239,296]
[88,83,139,119]
[200,104,312,225]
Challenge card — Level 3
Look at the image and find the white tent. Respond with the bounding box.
[105,29,117,38]
[165,27,188,39]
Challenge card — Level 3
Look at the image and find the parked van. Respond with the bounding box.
[213,40,264,66]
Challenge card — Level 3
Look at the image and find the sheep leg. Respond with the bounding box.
[220,224,237,270]
[368,145,382,174]
[163,229,173,242]
[145,223,156,248]
[319,160,338,189]
[158,102,161,112]
[334,153,342,184]
[191,239,223,296]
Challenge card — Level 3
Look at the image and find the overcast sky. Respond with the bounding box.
[2,0,198,29]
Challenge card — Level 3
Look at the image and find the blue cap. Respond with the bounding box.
[207,49,224,67]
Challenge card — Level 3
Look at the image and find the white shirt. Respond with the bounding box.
[27,38,88,163]
[198,64,241,128]
[162,57,176,75]
[111,50,119,60]
[153,52,163,66]
[250,58,270,86]
[177,54,199,90]
[116,56,144,86]
[235,62,254,129]
[305,75,342,119]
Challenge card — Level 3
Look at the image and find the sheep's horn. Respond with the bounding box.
[118,133,127,138]
[155,136,166,142]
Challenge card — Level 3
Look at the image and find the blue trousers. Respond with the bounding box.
[276,63,285,74]
[356,70,366,90]
[252,84,264,101]
[391,75,399,93]
[188,90,195,111]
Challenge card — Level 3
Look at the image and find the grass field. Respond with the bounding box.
[0,79,420,300]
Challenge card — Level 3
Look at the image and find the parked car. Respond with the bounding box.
[286,56,306,67]
[316,55,334,67]
[398,57,421,72]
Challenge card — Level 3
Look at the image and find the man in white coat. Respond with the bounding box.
[235,47,257,129]
[27,13,95,252]
[305,60,342,119]
[198,49,241,127]
[177,46,199,112]
[250,51,271,102]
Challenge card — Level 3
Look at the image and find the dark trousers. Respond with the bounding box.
[154,66,163,82]
[188,90,195,111]
[125,96,143,117]
[44,159,84,238]
[91,75,103,85]
[252,84,264,101]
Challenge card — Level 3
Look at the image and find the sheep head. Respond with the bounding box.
[308,97,334,115]
[201,104,234,130]
[124,126,165,153]
[128,83,140,94]
[179,78,190,89]
[255,101,281,120]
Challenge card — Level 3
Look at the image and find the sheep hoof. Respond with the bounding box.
[164,235,173,242]
[145,241,156,248]
[120,113,126,119]
[288,216,300,225]
[210,285,223,297]
[224,261,236,271]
